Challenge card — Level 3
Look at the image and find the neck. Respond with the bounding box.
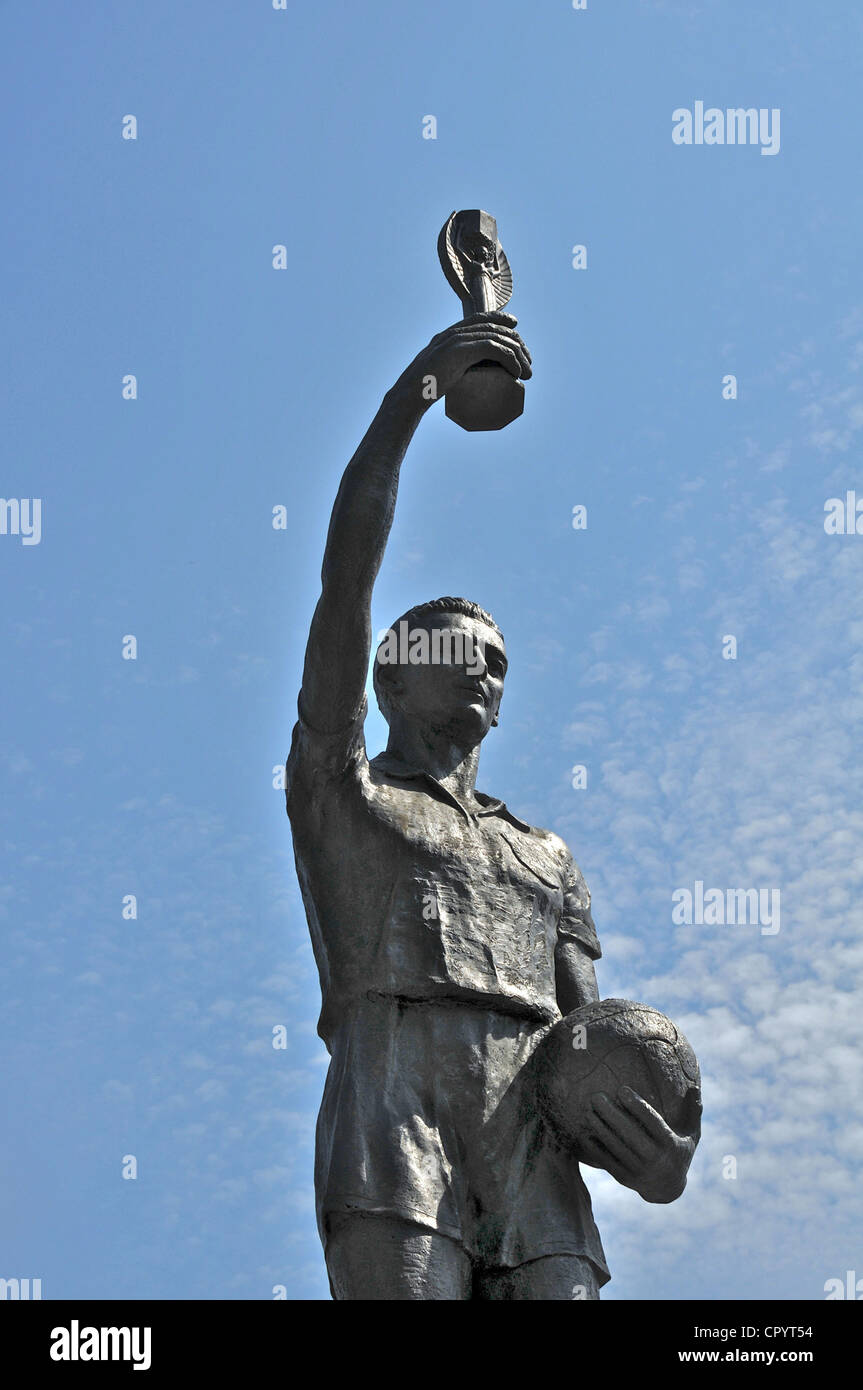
[386,718,482,804]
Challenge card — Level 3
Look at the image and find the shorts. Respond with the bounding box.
[315,994,610,1280]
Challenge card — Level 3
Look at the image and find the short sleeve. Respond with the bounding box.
[285,691,368,811]
[556,856,601,961]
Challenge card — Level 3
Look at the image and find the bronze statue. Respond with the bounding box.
[285,211,700,1300]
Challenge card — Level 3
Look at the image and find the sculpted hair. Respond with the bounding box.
[372,596,504,721]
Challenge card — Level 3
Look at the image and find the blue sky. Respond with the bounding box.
[2,0,862,1300]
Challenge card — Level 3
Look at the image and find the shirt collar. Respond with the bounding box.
[369,750,531,832]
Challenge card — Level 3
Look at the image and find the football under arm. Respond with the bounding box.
[555,936,600,1016]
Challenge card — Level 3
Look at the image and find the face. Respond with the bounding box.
[377,615,507,745]
[458,229,497,270]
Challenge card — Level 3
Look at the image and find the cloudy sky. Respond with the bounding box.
[2,0,861,1300]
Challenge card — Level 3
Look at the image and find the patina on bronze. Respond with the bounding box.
[285,222,700,1299]
[438,209,525,431]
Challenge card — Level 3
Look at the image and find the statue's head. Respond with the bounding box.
[453,210,500,273]
[373,597,506,746]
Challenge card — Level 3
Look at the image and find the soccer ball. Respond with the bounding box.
[533,998,702,1161]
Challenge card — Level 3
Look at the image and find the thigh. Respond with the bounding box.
[325,1212,473,1301]
[476,1254,601,1301]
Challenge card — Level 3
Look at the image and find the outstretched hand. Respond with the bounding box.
[579,1085,700,1204]
[395,312,532,410]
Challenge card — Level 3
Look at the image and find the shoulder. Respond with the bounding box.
[502,817,595,934]
[503,816,583,882]
[285,693,368,812]
[498,812,598,957]
[493,810,586,895]
[514,826,599,957]
[529,825,576,868]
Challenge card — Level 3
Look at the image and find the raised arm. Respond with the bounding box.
[298,312,531,731]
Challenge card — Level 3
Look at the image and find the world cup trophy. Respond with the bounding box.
[437,209,525,431]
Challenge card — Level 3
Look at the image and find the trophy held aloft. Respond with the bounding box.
[438,209,525,432]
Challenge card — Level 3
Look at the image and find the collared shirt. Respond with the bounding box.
[286,695,600,1048]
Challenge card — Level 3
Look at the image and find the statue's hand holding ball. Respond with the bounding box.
[534,999,703,1204]
[584,1084,700,1204]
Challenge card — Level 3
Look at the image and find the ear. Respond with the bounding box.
[376,662,403,694]
[491,712,499,727]
[378,668,406,715]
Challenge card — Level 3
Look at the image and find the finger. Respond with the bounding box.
[515,337,532,366]
[451,328,532,369]
[618,1087,674,1144]
[456,340,526,380]
[430,313,523,350]
[579,1134,638,1185]
[501,329,530,363]
[486,331,531,367]
[591,1094,656,1162]
[584,1105,644,1170]
[447,321,530,353]
[451,333,532,379]
[462,310,518,329]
